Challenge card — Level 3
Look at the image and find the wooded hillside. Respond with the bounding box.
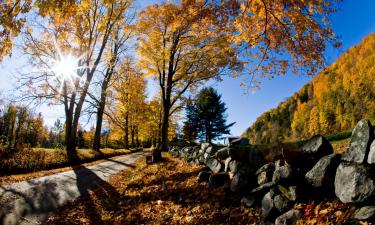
[243,33,375,144]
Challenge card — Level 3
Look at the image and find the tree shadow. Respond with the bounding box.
[0,150,139,225]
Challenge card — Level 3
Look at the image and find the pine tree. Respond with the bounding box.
[182,101,198,145]
[194,87,234,143]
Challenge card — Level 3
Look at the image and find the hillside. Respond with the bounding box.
[243,33,375,144]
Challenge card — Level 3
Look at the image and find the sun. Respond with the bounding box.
[46,40,89,92]
[52,54,79,82]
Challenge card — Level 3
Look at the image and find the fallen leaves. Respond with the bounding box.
[44,153,375,224]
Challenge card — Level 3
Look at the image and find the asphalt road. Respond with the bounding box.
[0,151,145,225]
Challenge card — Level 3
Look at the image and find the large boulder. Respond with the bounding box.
[275,209,302,225]
[293,135,333,174]
[215,147,230,160]
[342,119,373,164]
[262,190,276,221]
[278,185,298,202]
[208,172,230,188]
[335,162,375,203]
[248,148,265,171]
[201,143,211,151]
[305,153,341,188]
[300,135,333,156]
[352,206,375,220]
[230,173,248,192]
[197,171,212,183]
[274,194,291,213]
[251,182,276,195]
[241,195,256,208]
[257,163,275,186]
[230,165,255,192]
[228,146,249,161]
[224,157,241,174]
[272,160,293,184]
[205,158,222,173]
[367,140,375,164]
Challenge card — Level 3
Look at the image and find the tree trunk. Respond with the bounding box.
[124,113,129,148]
[131,125,135,147]
[160,99,170,148]
[135,125,139,147]
[93,107,104,151]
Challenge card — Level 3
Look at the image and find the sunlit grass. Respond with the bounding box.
[0,147,135,175]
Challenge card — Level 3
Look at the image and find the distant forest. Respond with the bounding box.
[243,33,375,144]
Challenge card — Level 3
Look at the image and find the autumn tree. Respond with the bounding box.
[213,0,342,82]
[22,0,133,160]
[0,0,32,61]
[86,6,134,151]
[106,59,147,148]
[136,1,240,159]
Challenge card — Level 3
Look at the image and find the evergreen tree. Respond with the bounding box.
[182,101,198,145]
[193,87,234,143]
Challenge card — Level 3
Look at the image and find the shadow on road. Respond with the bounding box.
[0,151,140,225]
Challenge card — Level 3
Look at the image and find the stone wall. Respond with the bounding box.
[169,119,375,224]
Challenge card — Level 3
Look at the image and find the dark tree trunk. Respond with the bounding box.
[135,126,139,147]
[93,107,104,151]
[124,113,129,148]
[131,125,135,147]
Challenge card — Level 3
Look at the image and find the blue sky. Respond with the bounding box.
[0,0,375,136]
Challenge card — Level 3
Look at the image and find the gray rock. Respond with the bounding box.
[257,163,275,186]
[205,158,222,173]
[352,206,375,220]
[201,143,211,151]
[215,147,230,160]
[230,171,249,192]
[287,186,298,202]
[342,119,373,163]
[229,146,249,161]
[277,185,298,202]
[228,160,240,173]
[301,135,333,156]
[251,182,276,194]
[272,160,293,184]
[208,172,230,188]
[275,209,302,225]
[197,171,212,183]
[241,195,256,208]
[262,190,276,221]
[230,164,255,192]
[256,163,275,175]
[274,194,290,213]
[248,148,264,171]
[367,140,375,164]
[335,162,375,203]
[224,157,232,172]
[258,171,270,186]
[305,153,340,188]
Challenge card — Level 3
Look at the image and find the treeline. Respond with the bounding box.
[0,96,171,151]
[243,33,375,144]
[0,104,49,148]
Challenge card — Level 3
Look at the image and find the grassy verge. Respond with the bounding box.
[0,147,141,176]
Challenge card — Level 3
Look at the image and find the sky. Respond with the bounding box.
[0,0,375,136]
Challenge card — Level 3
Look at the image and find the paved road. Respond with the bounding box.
[0,151,145,225]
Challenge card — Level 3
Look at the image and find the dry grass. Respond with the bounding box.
[0,147,137,177]
[331,138,350,154]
